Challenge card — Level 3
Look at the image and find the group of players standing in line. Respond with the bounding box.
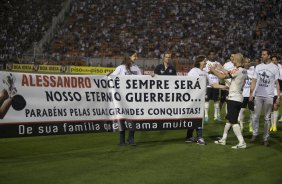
[204,49,281,148]
[111,48,281,149]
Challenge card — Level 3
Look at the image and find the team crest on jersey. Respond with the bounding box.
[242,70,247,74]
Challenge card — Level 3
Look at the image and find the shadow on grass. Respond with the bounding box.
[138,137,185,145]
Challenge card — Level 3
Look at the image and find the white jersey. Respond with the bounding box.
[112,64,142,75]
[242,66,255,97]
[253,63,279,98]
[187,67,207,77]
[111,64,141,131]
[188,68,207,89]
[273,63,282,96]
[223,61,235,87]
[204,60,220,87]
[274,83,278,96]
[227,67,247,102]
[278,63,282,80]
[223,61,235,71]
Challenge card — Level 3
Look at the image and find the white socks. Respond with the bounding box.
[221,123,245,145]
[205,102,209,118]
[222,123,231,140]
[214,101,220,118]
[271,111,279,126]
[233,124,245,144]
[238,108,246,123]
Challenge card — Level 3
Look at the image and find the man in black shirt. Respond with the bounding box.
[154,51,177,75]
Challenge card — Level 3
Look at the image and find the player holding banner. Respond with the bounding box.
[111,50,142,146]
[154,51,177,76]
[185,55,207,145]
[186,55,229,145]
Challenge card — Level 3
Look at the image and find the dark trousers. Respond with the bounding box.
[186,128,203,139]
[120,130,135,144]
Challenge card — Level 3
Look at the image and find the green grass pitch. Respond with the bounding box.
[0,105,282,184]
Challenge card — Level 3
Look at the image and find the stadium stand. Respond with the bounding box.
[0,0,281,66]
[0,0,65,62]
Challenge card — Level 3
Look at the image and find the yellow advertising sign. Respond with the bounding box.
[36,65,66,73]
[6,64,115,75]
[7,64,34,72]
[70,66,115,74]
[6,64,66,73]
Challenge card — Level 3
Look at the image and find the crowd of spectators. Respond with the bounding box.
[0,0,65,61]
[0,0,281,64]
[47,0,282,63]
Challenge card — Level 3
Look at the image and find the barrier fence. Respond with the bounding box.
[4,63,190,76]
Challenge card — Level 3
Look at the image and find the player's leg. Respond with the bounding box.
[270,96,279,132]
[248,99,255,132]
[214,100,232,146]
[212,88,222,122]
[263,97,273,146]
[251,97,263,142]
[238,97,248,132]
[229,100,246,149]
[204,88,212,123]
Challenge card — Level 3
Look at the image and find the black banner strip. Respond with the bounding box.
[0,119,202,138]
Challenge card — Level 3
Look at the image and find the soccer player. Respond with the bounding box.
[154,51,177,75]
[249,49,280,147]
[111,50,142,146]
[238,57,255,132]
[203,50,222,123]
[210,53,247,149]
[219,53,236,117]
[270,55,281,132]
[276,56,282,123]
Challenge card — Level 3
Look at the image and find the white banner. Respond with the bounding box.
[0,71,206,137]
